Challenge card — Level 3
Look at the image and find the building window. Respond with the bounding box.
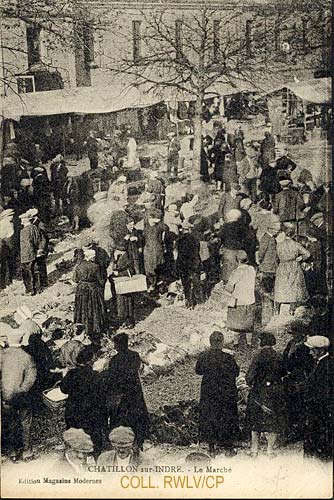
[17,75,35,94]
[83,22,94,67]
[26,23,41,67]
[175,20,183,61]
[213,20,221,62]
[132,20,142,63]
[245,20,253,57]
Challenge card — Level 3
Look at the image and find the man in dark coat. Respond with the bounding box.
[31,169,52,225]
[19,208,42,295]
[259,131,275,168]
[275,151,297,178]
[303,336,333,460]
[62,174,81,232]
[167,131,181,177]
[176,221,203,308]
[195,331,240,456]
[218,183,243,222]
[200,135,212,183]
[282,323,314,441]
[312,182,333,216]
[85,130,99,170]
[33,215,49,290]
[273,179,305,223]
[102,333,150,450]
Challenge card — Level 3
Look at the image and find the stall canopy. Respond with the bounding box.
[263,77,331,104]
[0,84,166,121]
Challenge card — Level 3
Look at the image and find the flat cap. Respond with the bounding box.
[63,428,94,452]
[304,336,330,349]
[109,426,135,446]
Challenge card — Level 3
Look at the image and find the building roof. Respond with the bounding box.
[265,77,331,104]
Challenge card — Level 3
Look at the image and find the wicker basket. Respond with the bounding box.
[42,385,68,412]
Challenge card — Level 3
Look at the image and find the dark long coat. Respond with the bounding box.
[60,366,107,452]
[195,348,240,445]
[246,347,286,433]
[303,355,333,459]
[143,219,164,276]
[200,146,210,182]
[259,166,281,195]
[73,260,107,335]
[102,348,150,446]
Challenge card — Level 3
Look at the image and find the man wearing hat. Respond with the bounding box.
[143,208,164,291]
[97,426,138,467]
[19,208,42,295]
[167,131,181,178]
[218,183,243,222]
[1,327,36,461]
[31,165,52,224]
[176,220,203,308]
[53,428,95,474]
[50,154,68,216]
[275,148,297,178]
[273,179,305,224]
[303,336,333,460]
[146,171,165,212]
[62,173,81,232]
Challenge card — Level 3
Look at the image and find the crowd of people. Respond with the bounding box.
[0,121,332,468]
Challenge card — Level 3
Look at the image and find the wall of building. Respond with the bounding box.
[1,1,330,96]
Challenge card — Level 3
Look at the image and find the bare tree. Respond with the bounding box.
[97,2,330,175]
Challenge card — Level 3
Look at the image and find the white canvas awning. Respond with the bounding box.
[0,84,164,121]
[263,77,331,104]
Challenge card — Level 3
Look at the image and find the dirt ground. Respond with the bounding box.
[0,133,329,464]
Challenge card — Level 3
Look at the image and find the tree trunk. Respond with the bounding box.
[192,91,204,181]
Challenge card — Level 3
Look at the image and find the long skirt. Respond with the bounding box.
[274,261,309,304]
[226,304,255,332]
[74,282,107,335]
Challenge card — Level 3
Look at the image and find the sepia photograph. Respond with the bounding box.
[0,0,332,498]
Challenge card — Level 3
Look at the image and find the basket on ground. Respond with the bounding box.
[42,386,68,412]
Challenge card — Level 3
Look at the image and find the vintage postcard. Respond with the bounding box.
[0,0,332,498]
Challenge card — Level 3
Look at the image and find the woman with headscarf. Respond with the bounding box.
[246,332,286,458]
[225,250,256,348]
[274,227,310,315]
[73,248,107,342]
